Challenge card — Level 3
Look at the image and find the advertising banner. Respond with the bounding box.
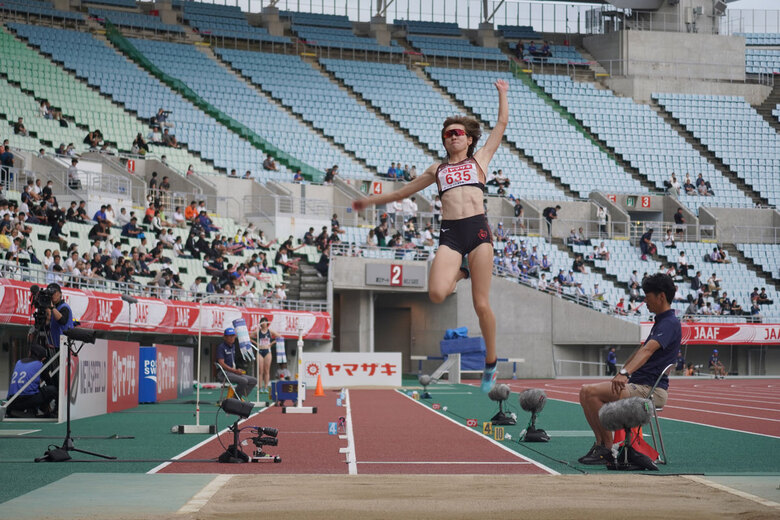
[177,346,194,398]
[300,352,402,388]
[59,338,108,422]
[155,344,178,402]
[106,340,139,413]
[0,279,331,339]
[641,322,780,345]
[139,346,157,404]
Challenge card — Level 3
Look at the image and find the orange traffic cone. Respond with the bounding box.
[314,373,325,397]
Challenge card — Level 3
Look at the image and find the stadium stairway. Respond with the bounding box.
[207,47,378,177]
[724,244,780,292]
[648,99,770,208]
[285,262,327,301]
[317,60,441,160]
[418,66,579,199]
[519,70,662,197]
[754,81,780,134]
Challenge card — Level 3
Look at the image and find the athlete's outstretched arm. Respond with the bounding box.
[352,164,437,210]
[474,79,509,171]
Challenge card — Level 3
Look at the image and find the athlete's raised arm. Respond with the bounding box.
[352,163,438,211]
[473,79,509,173]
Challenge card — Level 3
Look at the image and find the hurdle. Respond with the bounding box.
[411,355,525,383]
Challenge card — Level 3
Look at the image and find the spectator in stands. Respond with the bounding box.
[263,154,278,171]
[48,218,68,251]
[314,247,329,278]
[93,205,108,224]
[65,143,76,157]
[667,173,680,196]
[323,165,338,184]
[422,223,435,247]
[75,201,88,223]
[718,246,730,264]
[690,270,703,292]
[432,195,442,224]
[528,41,540,56]
[677,250,690,278]
[55,143,66,156]
[514,41,524,60]
[663,229,676,249]
[161,129,179,148]
[710,247,725,263]
[758,288,773,305]
[595,241,610,261]
[639,228,655,261]
[13,117,27,137]
[629,281,644,303]
[542,205,560,235]
[591,282,605,303]
[275,245,299,274]
[731,299,743,314]
[494,222,507,243]
[132,133,149,155]
[0,144,14,185]
[121,217,142,239]
[673,208,686,238]
[404,197,418,224]
[683,174,695,195]
[293,169,304,183]
[707,273,721,297]
[695,174,707,196]
[153,108,173,129]
[572,254,586,274]
[84,129,101,150]
[67,159,81,190]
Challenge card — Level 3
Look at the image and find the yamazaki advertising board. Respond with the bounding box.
[0,279,331,339]
[641,322,780,345]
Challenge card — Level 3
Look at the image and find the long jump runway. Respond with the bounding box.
[156,389,552,475]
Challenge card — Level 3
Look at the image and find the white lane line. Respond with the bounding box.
[357,461,533,465]
[345,388,358,475]
[664,405,780,423]
[396,390,559,475]
[147,407,271,474]
[682,475,780,510]
[176,474,233,514]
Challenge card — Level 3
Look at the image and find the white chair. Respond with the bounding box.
[646,362,675,464]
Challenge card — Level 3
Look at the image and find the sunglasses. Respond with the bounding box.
[443,128,467,139]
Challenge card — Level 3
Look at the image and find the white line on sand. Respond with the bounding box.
[682,475,780,510]
[176,474,233,514]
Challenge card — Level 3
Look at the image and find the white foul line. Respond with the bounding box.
[356,461,533,465]
[682,475,780,510]
[397,390,559,475]
[345,388,358,475]
[147,407,271,474]
[176,474,233,514]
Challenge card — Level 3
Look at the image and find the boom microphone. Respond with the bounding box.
[488,383,511,402]
[418,374,432,387]
[518,388,547,414]
[599,397,653,431]
[63,328,96,344]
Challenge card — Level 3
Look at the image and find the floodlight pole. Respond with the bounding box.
[173,294,221,434]
[282,325,316,414]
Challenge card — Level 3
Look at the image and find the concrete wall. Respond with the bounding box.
[700,206,780,244]
[605,76,771,105]
[583,31,624,74]
[331,255,429,292]
[332,254,641,379]
[536,200,595,239]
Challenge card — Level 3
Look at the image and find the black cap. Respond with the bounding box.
[46,283,61,293]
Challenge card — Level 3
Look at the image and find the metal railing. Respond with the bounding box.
[0,260,327,311]
[732,226,780,245]
[331,242,433,261]
[721,9,780,36]
[556,359,623,377]
[597,58,773,86]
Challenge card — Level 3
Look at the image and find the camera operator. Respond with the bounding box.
[6,344,57,417]
[46,283,73,350]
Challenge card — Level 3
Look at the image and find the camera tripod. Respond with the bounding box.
[36,332,116,462]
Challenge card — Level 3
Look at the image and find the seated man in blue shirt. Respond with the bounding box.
[216,328,257,399]
[6,344,57,417]
[578,273,681,465]
[708,349,726,379]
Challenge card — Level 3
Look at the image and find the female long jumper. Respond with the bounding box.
[353,80,509,392]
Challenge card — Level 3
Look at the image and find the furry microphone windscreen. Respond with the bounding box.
[599,397,654,431]
[418,374,432,386]
[518,389,547,413]
[488,383,511,402]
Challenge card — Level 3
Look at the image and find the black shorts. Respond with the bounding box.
[439,214,492,256]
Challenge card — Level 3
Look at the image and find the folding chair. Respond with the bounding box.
[215,363,240,404]
[646,362,675,464]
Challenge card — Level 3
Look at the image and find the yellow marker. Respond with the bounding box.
[482,422,492,436]
[493,427,505,441]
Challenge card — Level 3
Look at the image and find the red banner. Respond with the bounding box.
[0,279,331,340]
[107,340,139,413]
[155,344,178,402]
[641,322,780,345]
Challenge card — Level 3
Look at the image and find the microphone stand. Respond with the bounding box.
[36,336,116,462]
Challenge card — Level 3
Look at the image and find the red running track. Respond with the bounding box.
[350,389,552,475]
[494,378,780,438]
[156,389,555,475]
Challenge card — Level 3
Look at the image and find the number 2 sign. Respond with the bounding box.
[389,265,403,287]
